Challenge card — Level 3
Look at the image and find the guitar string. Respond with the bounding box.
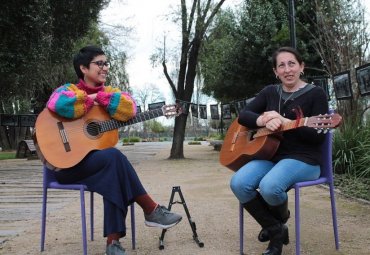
[46,108,173,136]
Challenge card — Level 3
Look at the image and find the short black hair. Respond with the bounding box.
[73,45,105,79]
[272,46,303,69]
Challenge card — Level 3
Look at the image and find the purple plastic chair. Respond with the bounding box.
[239,131,340,255]
[40,166,136,255]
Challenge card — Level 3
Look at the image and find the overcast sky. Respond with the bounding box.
[100,0,370,104]
[100,0,243,105]
[100,0,181,102]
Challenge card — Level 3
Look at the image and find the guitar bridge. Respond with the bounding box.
[231,132,238,144]
[57,122,71,152]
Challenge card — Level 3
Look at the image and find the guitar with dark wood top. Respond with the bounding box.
[34,104,181,169]
[219,113,342,171]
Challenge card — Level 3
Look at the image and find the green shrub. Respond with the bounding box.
[122,137,141,143]
[188,141,201,145]
[207,133,225,140]
[333,118,370,178]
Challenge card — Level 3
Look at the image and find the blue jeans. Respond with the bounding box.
[230,159,320,206]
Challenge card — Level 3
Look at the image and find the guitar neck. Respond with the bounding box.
[99,108,164,132]
[253,118,306,138]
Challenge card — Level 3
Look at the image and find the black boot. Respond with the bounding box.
[255,193,273,243]
[262,223,284,255]
[242,194,284,255]
[269,199,290,223]
[259,225,289,245]
[258,199,290,245]
[269,199,290,246]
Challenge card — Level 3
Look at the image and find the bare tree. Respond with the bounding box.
[160,0,226,158]
[310,0,369,74]
[133,84,165,138]
[306,0,370,120]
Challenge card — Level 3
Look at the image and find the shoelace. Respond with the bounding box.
[157,206,171,215]
[111,241,125,251]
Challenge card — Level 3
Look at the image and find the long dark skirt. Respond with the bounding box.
[55,147,147,237]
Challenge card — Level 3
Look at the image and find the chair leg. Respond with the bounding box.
[239,203,244,255]
[131,203,136,250]
[90,192,94,241]
[295,187,301,255]
[40,187,48,252]
[329,184,340,250]
[80,189,88,255]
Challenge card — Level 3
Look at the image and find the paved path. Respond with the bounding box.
[1,142,369,255]
[0,142,172,245]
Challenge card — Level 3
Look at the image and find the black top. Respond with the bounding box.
[238,84,329,165]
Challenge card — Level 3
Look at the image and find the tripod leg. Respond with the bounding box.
[158,186,204,249]
[158,187,176,249]
[177,187,204,247]
[159,229,167,250]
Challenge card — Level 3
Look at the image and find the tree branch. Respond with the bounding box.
[202,0,225,36]
[162,60,177,97]
[186,0,197,35]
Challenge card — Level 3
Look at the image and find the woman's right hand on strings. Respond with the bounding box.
[256,111,289,131]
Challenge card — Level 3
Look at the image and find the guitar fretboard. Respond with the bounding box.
[99,108,164,132]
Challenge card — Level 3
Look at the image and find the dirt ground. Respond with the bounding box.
[1,143,369,255]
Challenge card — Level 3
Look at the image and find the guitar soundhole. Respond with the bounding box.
[85,121,101,138]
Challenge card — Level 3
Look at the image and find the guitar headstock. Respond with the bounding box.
[306,113,342,133]
[162,104,183,118]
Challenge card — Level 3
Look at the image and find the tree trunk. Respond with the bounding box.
[0,126,11,150]
[170,114,187,159]
[0,126,32,151]
[166,0,226,158]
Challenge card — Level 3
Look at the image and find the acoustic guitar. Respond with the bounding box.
[219,113,342,171]
[34,104,181,169]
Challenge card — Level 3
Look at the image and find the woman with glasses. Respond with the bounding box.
[46,45,182,255]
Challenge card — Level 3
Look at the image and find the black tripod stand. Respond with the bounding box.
[159,186,204,250]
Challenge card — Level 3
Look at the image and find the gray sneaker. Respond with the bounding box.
[144,205,182,229]
[105,240,126,255]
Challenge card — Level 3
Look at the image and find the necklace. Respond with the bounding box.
[278,87,297,116]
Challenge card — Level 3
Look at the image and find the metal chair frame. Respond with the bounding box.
[40,166,136,255]
[239,131,340,255]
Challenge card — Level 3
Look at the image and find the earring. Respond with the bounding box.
[276,75,279,79]
[300,71,304,76]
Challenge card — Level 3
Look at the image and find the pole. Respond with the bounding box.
[288,0,297,48]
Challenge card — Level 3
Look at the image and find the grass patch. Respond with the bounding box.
[0,151,16,160]
[334,174,370,201]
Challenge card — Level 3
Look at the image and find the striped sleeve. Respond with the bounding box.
[46,83,94,119]
[95,86,137,121]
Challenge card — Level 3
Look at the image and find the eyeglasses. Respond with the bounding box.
[90,60,110,69]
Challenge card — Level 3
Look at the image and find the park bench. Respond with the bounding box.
[16,139,38,159]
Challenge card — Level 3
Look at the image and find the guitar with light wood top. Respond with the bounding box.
[34,104,181,169]
[219,113,342,171]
